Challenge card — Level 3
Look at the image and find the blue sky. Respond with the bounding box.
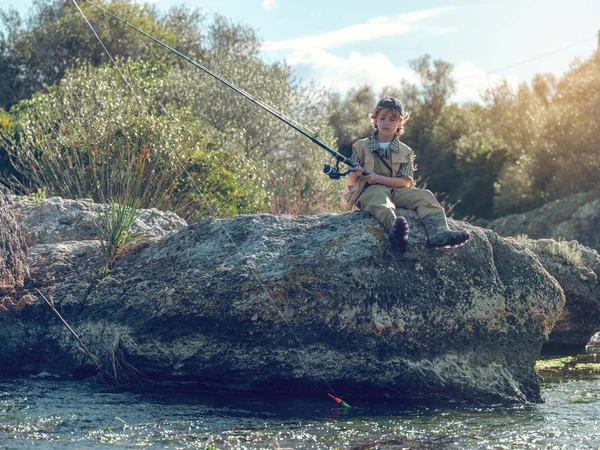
[3,0,599,102]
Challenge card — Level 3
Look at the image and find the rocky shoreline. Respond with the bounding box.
[0,193,587,404]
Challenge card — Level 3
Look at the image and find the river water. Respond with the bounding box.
[1,359,599,449]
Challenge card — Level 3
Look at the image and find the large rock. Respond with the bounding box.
[586,332,600,353]
[0,198,565,404]
[0,190,29,307]
[513,238,600,350]
[13,196,187,245]
[483,191,600,251]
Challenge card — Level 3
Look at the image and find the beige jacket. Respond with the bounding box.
[342,137,413,210]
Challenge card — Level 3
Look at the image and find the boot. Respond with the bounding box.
[422,213,470,249]
[389,216,409,253]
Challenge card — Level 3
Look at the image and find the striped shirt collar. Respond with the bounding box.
[368,135,401,153]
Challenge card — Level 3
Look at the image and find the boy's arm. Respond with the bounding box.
[397,150,415,186]
[363,174,412,188]
[344,146,362,188]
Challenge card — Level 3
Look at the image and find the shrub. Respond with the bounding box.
[2,60,268,220]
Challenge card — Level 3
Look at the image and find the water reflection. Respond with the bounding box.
[1,363,600,449]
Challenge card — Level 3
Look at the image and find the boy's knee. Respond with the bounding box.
[408,188,436,203]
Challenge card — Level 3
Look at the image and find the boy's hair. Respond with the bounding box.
[370,97,410,136]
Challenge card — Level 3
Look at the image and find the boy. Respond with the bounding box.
[342,97,469,252]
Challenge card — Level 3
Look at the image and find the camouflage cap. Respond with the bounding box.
[376,97,405,116]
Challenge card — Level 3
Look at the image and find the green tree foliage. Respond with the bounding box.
[484,54,600,216]
[327,85,377,158]
[0,0,204,110]
[160,53,339,215]
[5,0,596,221]
[0,0,340,217]
[0,110,20,187]
[2,60,267,220]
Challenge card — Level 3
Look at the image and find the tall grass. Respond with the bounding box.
[96,134,147,269]
[96,195,144,269]
[1,61,268,221]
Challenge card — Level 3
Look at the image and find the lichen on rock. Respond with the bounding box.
[0,197,567,404]
[513,236,600,350]
[0,190,29,308]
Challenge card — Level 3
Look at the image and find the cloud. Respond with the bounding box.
[260,7,519,103]
[283,49,519,104]
[286,49,418,95]
[452,62,520,103]
[263,8,453,52]
[262,0,277,10]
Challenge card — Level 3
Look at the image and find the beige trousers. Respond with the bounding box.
[356,185,444,231]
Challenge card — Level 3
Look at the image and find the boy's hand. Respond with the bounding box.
[353,164,364,176]
[364,173,382,184]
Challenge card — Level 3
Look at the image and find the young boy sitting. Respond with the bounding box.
[342,97,470,252]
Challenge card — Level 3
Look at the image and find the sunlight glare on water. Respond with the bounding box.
[1,368,600,449]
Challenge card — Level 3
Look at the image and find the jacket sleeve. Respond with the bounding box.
[397,150,415,185]
[349,143,362,167]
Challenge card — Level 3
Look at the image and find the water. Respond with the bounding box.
[1,363,600,449]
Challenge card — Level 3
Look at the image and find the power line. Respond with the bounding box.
[488,34,597,74]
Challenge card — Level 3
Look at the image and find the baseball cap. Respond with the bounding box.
[376,97,405,116]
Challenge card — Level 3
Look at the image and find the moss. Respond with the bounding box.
[270,268,319,304]
[326,239,345,248]
[365,224,387,243]
[200,299,218,317]
[241,282,255,292]
[536,354,600,372]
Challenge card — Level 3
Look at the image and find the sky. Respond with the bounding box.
[2,0,599,103]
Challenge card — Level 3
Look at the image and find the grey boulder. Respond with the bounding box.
[0,198,565,404]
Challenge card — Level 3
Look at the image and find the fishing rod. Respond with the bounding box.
[74,0,354,408]
[84,0,356,180]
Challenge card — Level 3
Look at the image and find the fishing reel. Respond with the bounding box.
[323,160,353,180]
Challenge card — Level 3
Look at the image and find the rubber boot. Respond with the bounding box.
[389,216,409,253]
[421,213,470,249]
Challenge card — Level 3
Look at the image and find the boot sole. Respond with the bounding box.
[428,232,470,249]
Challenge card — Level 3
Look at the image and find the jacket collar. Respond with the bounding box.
[368,134,401,153]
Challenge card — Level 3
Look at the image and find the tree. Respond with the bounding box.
[327,85,377,157]
[160,55,339,215]
[2,60,267,220]
[0,0,204,110]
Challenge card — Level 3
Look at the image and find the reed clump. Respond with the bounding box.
[1,60,267,222]
[96,196,144,269]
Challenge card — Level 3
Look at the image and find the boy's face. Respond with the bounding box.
[375,108,402,140]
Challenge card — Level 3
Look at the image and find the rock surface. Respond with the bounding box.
[518,238,600,350]
[586,332,600,353]
[0,198,566,404]
[483,191,600,251]
[12,196,187,245]
[0,191,29,308]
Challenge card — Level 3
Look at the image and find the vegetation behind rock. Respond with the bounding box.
[1,0,599,220]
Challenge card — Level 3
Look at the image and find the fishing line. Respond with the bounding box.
[83,0,355,172]
[86,0,316,137]
[71,0,345,401]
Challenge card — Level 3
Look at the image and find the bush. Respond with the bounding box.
[2,60,268,220]
[0,0,205,110]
